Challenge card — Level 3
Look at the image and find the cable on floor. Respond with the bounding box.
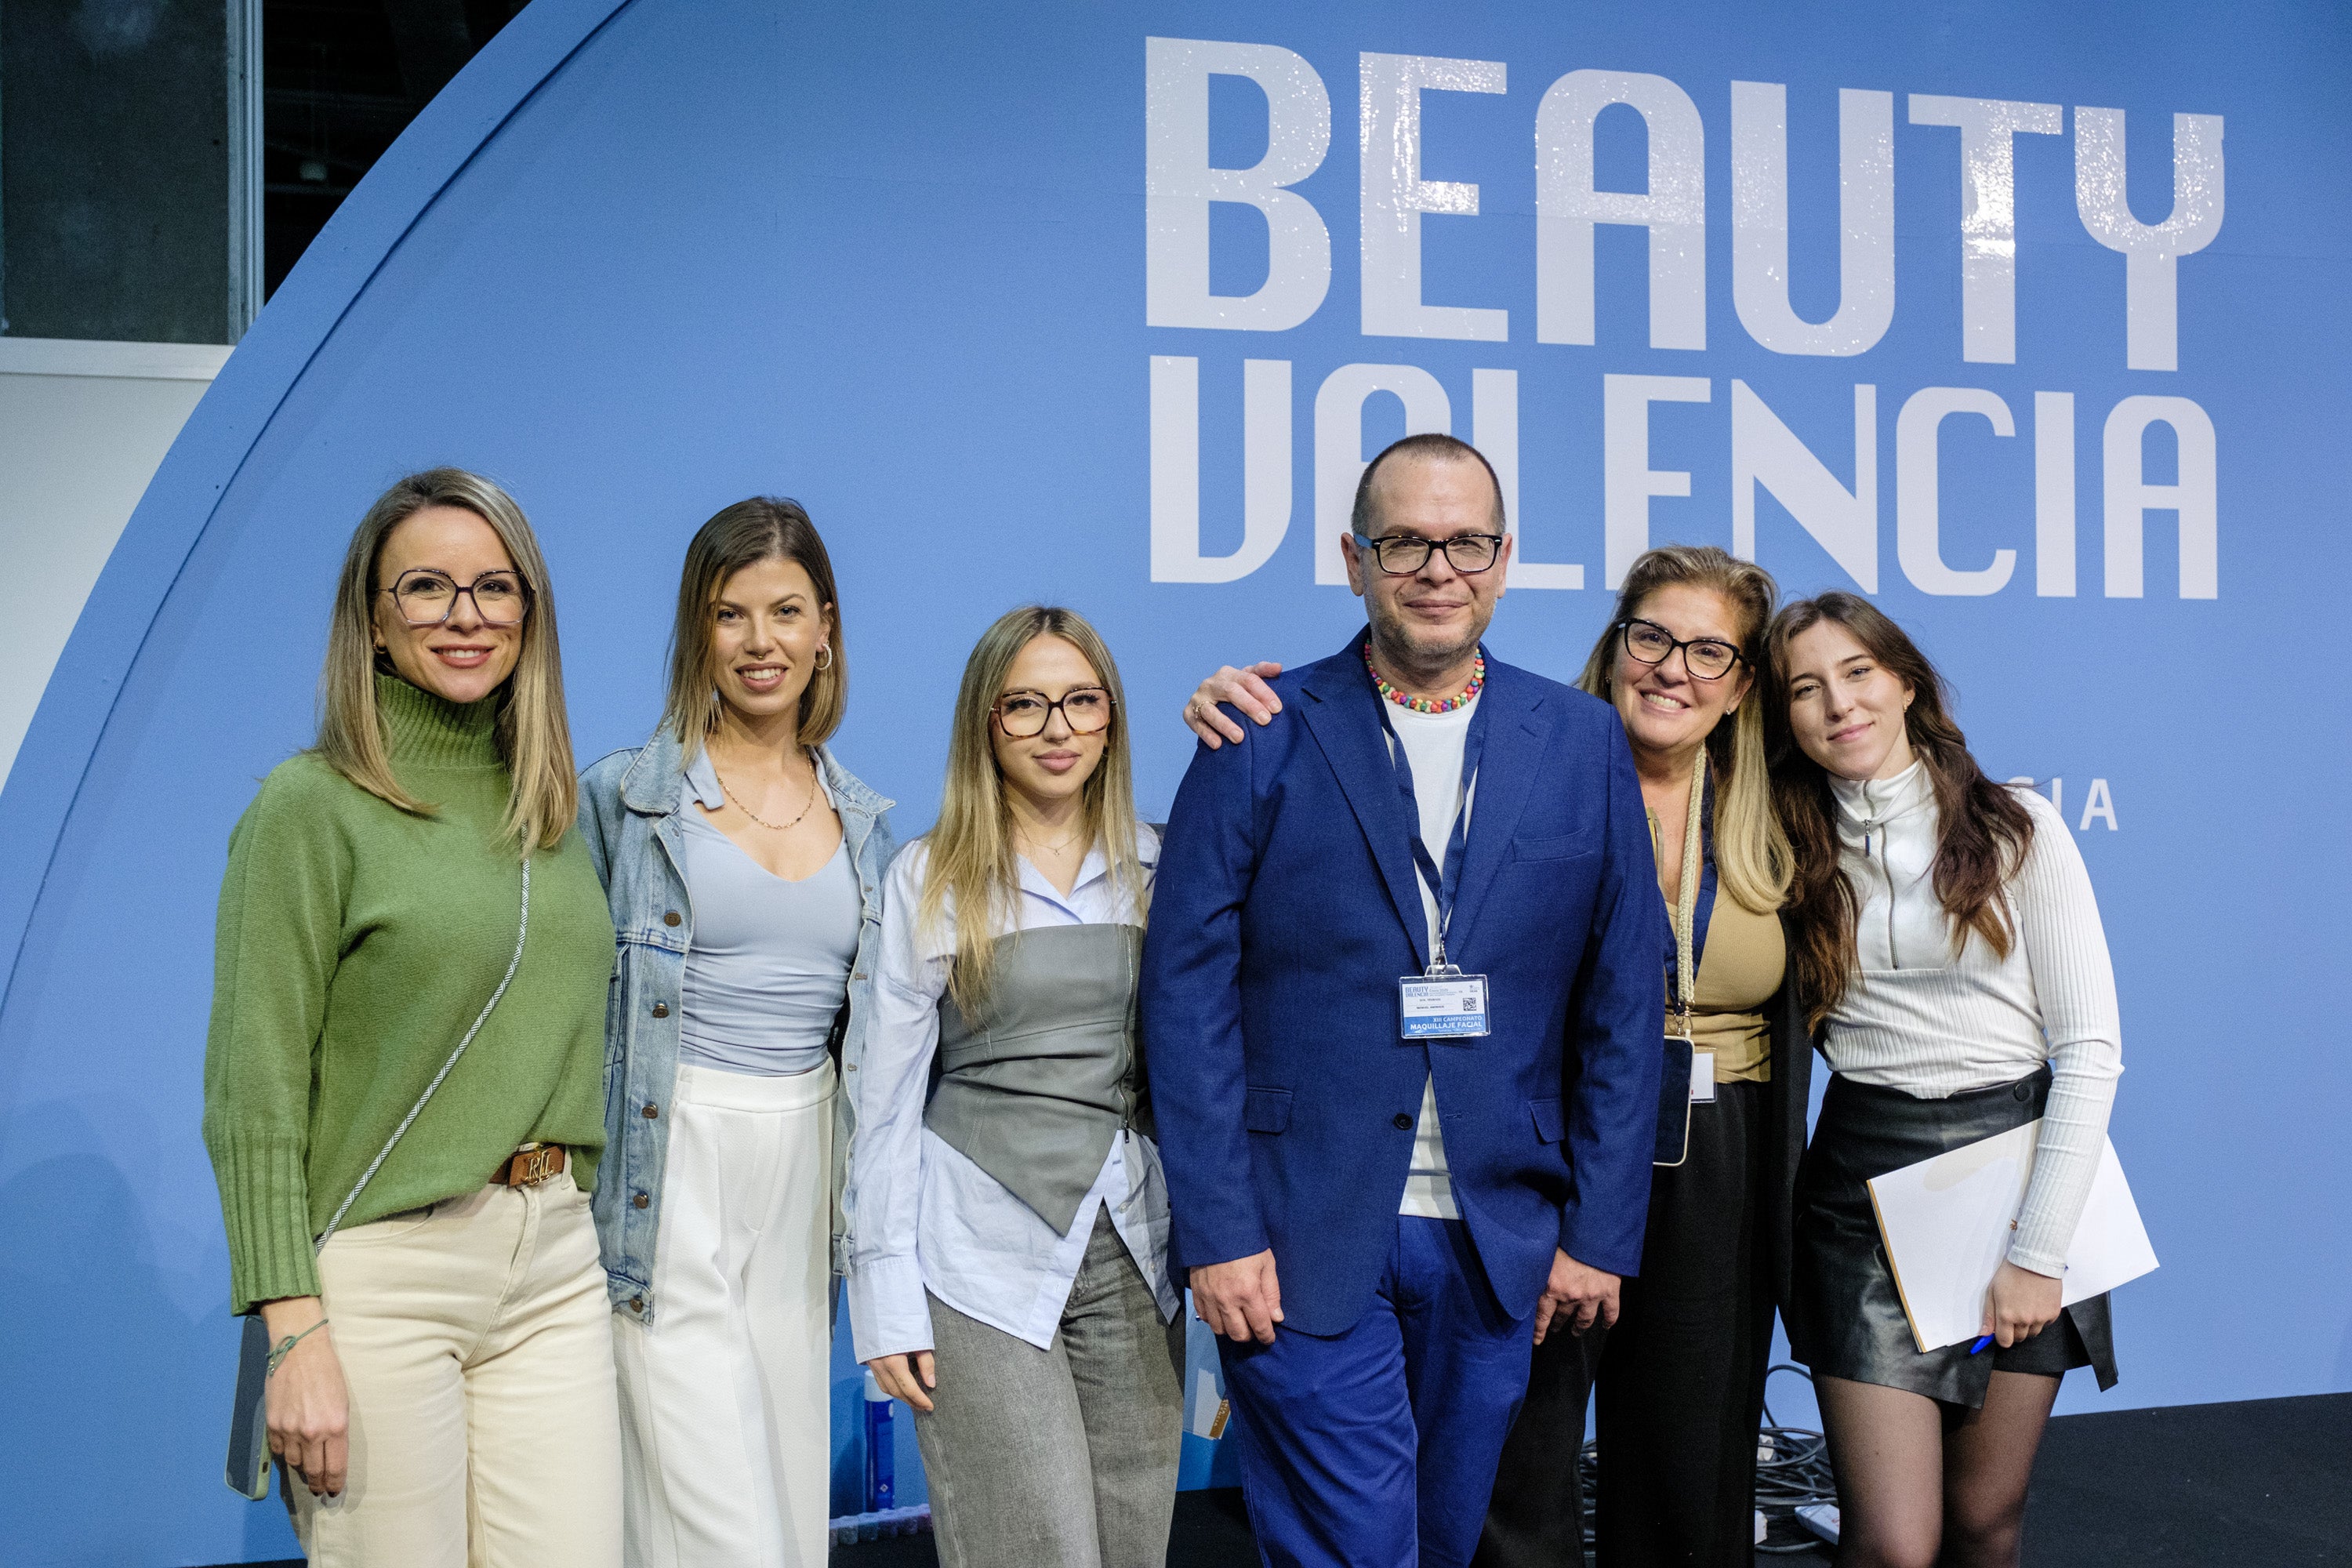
[1574,1363,1839,1555]
[1755,1363,1838,1553]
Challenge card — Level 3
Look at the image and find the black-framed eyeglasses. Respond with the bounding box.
[1349,532,1507,576]
[377,568,532,627]
[1617,618,1744,681]
[993,686,1114,739]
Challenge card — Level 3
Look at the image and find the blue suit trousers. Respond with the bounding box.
[1220,1217,1535,1568]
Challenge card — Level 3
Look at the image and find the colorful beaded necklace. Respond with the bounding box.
[1363,642,1485,714]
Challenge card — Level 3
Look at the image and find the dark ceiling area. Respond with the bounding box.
[264,0,528,296]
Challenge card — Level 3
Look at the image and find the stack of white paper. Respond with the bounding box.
[1866,1120,2158,1353]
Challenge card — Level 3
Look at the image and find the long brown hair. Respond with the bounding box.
[1766,593,2034,1025]
[315,467,576,852]
[918,607,1145,1018]
[1574,545,1792,913]
[664,497,848,746]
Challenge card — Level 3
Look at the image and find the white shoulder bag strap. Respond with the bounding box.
[227,857,529,1498]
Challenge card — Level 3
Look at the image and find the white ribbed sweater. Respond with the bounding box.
[1826,762,2123,1276]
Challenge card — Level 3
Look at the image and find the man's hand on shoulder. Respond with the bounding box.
[1182,662,1284,750]
[1533,1249,1621,1344]
[1191,1249,1284,1344]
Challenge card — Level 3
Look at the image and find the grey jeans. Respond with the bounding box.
[913,1210,1186,1568]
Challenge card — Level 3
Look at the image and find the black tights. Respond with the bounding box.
[1816,1370,2059,1568]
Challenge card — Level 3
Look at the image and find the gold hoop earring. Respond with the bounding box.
[815,644,833,670]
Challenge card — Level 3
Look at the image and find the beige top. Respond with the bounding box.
[1687,891,1783,1081]
[1650,809,1785,1083]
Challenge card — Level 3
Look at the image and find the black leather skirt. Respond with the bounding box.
[1788,1065,2119,1408]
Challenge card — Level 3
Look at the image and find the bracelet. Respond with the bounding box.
[266,1318,330,1376]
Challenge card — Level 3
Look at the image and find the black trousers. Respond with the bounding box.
[1473,1300,1603,1567]
[1475,1080,1773,1568]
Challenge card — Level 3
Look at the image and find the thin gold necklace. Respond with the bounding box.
[713,753,819,832]
[1020,822,1088,856]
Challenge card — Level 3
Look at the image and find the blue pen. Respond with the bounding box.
[1969,1334,1995,1355]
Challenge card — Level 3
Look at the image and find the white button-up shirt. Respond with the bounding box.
[845,826,1178,1363]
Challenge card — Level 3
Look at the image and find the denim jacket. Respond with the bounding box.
[577,725,895,1325]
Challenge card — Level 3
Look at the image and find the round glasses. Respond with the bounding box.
[379,568,532,627]
[1617,618,1744,681]
[1350,532,1506,576]
[993,686,1114,738]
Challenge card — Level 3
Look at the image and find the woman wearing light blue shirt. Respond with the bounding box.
[848,604,1182,1568]
[579,498,896,1568]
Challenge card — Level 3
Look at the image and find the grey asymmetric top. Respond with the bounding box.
[924,923,1149,1235]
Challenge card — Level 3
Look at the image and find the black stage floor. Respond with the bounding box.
[829,1392,2352,1566]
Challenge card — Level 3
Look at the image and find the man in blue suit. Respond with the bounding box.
[1143,434,1665,1568]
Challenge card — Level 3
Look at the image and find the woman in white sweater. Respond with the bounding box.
[1769,593,2120,1568]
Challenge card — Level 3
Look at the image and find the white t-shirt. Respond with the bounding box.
[1380,694,1479,1221]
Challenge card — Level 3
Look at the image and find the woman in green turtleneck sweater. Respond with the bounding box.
[202,469,622,1566]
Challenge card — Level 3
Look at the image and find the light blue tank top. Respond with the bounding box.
[676,762,862,1076]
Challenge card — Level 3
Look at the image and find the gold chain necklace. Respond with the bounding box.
[1019,823,1088,856]
[713,754,820,832]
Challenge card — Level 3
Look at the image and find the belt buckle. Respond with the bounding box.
[505,1144,563,1187]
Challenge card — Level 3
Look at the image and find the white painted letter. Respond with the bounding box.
[1474,369,1583,589]
[1603,375,1711,587]
[1731,84,1896,357]
[1896,387,2016,597]
[1314,364,1452,584]
[1145,38,1333,331]
[2078,778,2118,831]
[1907,95,2063,364]
[2075,109,2224,371]
[1149,356,1294,583]
[1731,381,1878,590]
[2034,392,2076,597]
[1359,53,1508,340]
[1535,71,1706,350]
[2102,394,2217,598]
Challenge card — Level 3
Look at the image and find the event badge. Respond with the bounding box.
[1400,964,1491,1040]
[1690,1048,1716,1103]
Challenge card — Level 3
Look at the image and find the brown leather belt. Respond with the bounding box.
[489,1143,567,1187]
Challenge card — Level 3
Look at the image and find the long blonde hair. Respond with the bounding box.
[663,497,848,747]
[919,606,1145,1018]
[1576,544,1793,913]
[314,467,577,852]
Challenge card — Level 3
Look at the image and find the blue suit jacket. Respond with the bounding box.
[1142,635,1668,1336]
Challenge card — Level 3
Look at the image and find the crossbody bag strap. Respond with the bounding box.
[314,856,532,1253]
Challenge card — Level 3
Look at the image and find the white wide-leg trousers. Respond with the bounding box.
[614,1059,836,1568]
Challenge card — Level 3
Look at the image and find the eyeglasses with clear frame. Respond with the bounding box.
[1348,532,1507,576]
[992,687,1115,739]
[377,568,533,627]
[1616,618,1744,681]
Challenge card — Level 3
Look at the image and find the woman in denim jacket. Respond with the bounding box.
[578,498,895,1568]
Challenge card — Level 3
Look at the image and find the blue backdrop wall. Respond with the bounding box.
[2,1,2347,1561]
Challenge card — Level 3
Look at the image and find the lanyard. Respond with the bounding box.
[1664,753,1707,1033]
[1372,681,1494,971]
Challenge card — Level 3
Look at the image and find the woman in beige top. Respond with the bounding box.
[1181,545,1805,1567]
[1551,544,1806,1566]
[1504,544,1806,1567]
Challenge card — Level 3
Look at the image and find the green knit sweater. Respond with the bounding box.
[202,674,615,1315]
